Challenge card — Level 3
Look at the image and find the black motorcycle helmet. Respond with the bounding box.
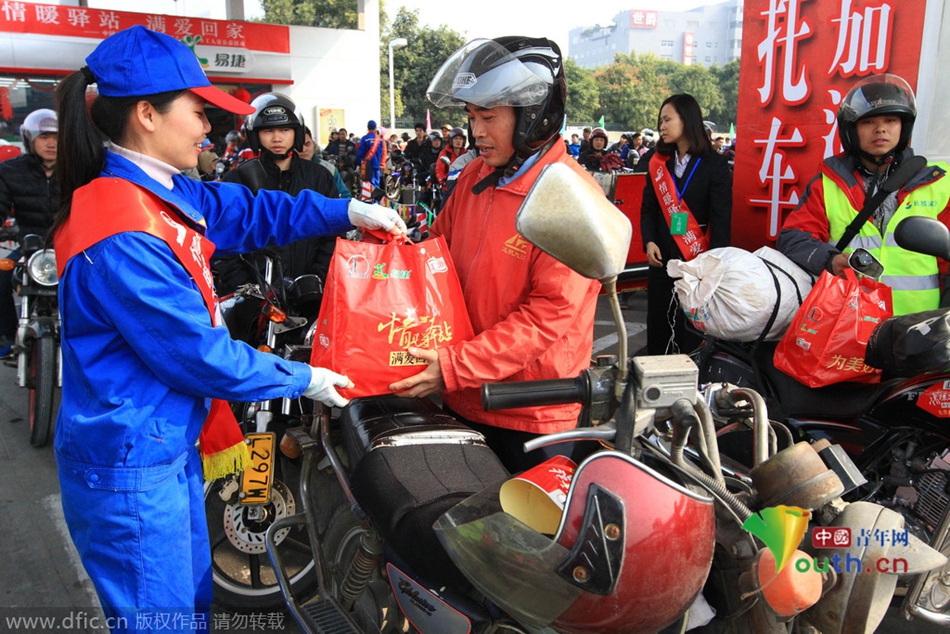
[243,92,305,155]
[426,36,566,186]
[837,74,916,164]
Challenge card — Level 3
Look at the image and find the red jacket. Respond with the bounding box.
[435,146,466,189]
[432,140,601,434]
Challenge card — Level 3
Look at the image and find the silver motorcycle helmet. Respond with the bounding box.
[426,37,566,162]
[19,108,57,156]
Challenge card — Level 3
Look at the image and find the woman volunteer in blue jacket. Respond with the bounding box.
[51,26,405,631]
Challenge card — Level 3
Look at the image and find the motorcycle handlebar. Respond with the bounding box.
[481,374,588,411]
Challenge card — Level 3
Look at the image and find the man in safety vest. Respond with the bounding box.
[778,74,950,316]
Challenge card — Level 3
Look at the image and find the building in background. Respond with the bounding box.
[569,0,743,69]
[0,0,381,150]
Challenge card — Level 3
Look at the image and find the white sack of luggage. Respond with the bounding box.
[667,246,814,342]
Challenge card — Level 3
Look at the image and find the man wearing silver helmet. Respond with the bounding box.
[0,108,59,353]
[389,37,601,473]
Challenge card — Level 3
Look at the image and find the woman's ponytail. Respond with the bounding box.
[51,69,105,240]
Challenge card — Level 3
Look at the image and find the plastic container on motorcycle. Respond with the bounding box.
[434,450,715,634]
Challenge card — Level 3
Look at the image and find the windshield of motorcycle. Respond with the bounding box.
[433,483,583,629]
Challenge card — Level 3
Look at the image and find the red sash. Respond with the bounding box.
[54,178,250,481]
[649,153,710,261]
[361,133,381,180]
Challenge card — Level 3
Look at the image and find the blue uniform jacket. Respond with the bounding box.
[358,132,383,170]
[54,151,352,473]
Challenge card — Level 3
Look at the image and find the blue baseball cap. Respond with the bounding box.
[85,26,254,115]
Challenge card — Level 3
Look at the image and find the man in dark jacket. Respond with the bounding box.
[213,93,342,296]
[403,122,428,162]
[325,127,356,159]
[0,108,59,352]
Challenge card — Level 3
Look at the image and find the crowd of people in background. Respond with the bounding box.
[568,123,735,173]
[190,112,483,210]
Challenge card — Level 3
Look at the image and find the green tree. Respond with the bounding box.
[595,53,669,132]
[708,60,740,131]
[380,8,466,128]
[583,52,740,135]
[564,58,600,127]
[261,0,358,30]
[667,63,724,127]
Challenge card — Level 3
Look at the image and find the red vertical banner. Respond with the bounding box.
[731,0,928,251]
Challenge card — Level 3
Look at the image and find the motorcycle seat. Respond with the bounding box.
[343,396,510,588]
[753,344,895,420]
[341,395,487,465]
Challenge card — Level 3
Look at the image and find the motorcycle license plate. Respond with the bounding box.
[240,432,276,506]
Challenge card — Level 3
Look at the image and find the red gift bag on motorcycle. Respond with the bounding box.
[310,232,474,399]
[773,269,892,387]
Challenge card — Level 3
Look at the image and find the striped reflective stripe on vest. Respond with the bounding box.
[881,273,940,291]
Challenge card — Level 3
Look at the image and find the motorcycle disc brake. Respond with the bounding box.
[223,479,296,554]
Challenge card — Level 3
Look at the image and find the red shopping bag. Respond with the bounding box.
[310,232,474,398]
[773,269,892,387]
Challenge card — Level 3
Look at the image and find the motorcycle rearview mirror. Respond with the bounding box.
[848,248,884,280]
[895,216,950,261]
[516,162,632,281]
[516,162,633,400]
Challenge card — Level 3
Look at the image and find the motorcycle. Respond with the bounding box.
[0,232,61,447]
[382,148,421,206]
[264,163,944,633]
[693,215,950,627]
[323,149,361,199]
[204,247,343,611]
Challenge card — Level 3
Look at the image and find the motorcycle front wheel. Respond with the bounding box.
[383,173,401,201]
[28,335,56,447]
[204,477,316,611]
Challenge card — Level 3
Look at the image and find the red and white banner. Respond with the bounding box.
[732,0,928,250]
[0,1,289,53]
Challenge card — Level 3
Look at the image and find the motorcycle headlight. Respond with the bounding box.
[27,249,58,287]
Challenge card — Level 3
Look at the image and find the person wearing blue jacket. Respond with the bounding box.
[358,120,384,188]
[50,26,405,632]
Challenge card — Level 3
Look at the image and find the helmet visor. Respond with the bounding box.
[433,483,582,629]
[426,39,552,109]
[839,73,916,123]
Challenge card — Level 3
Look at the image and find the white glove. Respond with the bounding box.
[347,199,408,235]
[303,366,351,408]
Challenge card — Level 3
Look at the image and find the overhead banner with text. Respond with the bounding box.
[732,0,928,250]
[0,2,290,76]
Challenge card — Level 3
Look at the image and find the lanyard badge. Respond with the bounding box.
[670,212,688,235]
[670,158,701,237]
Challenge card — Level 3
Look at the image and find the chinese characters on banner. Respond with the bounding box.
[731,0,928,250]
[0,1,290,53]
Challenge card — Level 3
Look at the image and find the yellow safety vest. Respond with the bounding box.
[825,163,950,315]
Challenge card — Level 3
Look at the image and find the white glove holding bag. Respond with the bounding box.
[347,199,408,235]
[303,366,353,408]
